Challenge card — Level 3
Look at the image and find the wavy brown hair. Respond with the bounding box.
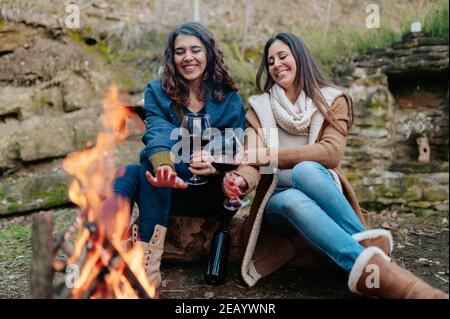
[161,22,239,106]
[256,32,353,136]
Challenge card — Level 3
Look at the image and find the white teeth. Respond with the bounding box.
[184,65,197,70]
[277,70,288,77]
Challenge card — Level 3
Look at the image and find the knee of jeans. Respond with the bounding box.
[114,164,140,179]
[113,164,140,197]
[267,194,299,220]
[292,161,324,192]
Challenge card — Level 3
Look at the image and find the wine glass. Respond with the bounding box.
[212,130,250,210]
[181,113,211,186]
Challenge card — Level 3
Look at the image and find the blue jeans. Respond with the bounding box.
[112,160,226,242]
[265,161,366,273]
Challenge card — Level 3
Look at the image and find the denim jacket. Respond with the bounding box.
[140,79,246,171]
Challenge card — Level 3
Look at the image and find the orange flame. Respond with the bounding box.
[63,85,155,299]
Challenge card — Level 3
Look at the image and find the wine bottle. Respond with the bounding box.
[204,207,237,285]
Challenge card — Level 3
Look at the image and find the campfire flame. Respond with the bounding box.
[62,85,155,299]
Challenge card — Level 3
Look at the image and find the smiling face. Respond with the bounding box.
[173,35,207,83]
[267,40,297,92]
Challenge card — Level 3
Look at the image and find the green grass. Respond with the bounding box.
[0,209,77,298]
[0,222,31,298]
[424,0,449,38]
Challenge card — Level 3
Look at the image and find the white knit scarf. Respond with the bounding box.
[269,84,318,135]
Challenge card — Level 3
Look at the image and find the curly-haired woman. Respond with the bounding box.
[103,23,245,296]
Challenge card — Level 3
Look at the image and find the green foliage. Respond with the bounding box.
[293,23,401,76]
[64,1,449,95]
[67,29,115,62]
[287,1,447,75]
[424,0,449,38]
[219,40,258,104]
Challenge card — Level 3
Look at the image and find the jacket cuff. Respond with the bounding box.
[234,165,261,194]
[149,151,175,172]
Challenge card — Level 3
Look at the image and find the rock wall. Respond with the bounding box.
[334,32,449,215]
[0,20,142,215]
[0,17,448,217]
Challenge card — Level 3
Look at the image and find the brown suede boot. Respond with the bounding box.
[348,247,448,299]
[136,224,167,298]
[352,229,394,257]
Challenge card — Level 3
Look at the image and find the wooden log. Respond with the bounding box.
[162,214,246,263]
[30,212,54,299]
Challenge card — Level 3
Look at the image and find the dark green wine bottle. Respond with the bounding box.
[204,224,231,285]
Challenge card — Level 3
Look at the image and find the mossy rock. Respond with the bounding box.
[407,201,432,209]
[360,201,389,212]
[389,161,449,174]
[345,170,364,181]
[357,74,388,87]
[377,183,422,202]
[0,172,71,215]
[377,197,408,205]
[422,187,449,202]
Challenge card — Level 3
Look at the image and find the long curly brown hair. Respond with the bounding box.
[161,22,239,106]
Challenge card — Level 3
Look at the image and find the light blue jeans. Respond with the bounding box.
[265,161,366,273]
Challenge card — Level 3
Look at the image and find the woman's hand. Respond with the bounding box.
[189,150,217,176]
[223,171,248,199]
[145,165,188,189]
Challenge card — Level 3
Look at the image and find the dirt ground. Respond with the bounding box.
[0,208,448,299]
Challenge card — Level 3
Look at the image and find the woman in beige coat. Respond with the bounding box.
[223,32,447,299]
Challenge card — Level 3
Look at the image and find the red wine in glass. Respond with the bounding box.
[181,113,211,186]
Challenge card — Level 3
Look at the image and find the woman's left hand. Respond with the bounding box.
[189,150,217,176]
[223,171,248,199]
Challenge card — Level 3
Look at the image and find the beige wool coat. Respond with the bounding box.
[234,91,370,287]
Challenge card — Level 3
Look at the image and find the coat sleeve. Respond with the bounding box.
[140,83,176,171]
[234,110,264,194]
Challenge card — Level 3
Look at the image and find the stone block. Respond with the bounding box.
[0,168,71,215]
[62,75,99,112]
[18,116,76,162]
